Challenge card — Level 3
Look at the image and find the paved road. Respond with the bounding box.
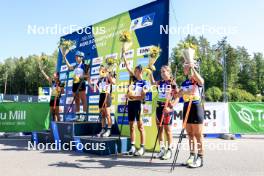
[0,136,263,176]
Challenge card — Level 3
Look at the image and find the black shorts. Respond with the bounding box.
[183,102,204,124]
[128,100,142,122]
[72,82,86,93]
[49,98,60,107]
[156,105,173,125]
[99,93,112,108]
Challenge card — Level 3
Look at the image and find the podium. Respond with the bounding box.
[31,120,130,155]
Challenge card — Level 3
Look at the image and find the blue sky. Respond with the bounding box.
[0,0,263,62]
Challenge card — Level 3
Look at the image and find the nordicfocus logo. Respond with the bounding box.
[237,108,264,125]
[28,140,106,151]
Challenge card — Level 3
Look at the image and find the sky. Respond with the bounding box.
[0,0,263,62]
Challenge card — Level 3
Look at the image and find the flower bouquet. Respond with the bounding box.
[144,46,161,76]
[58,38,75,57]
[119,31,133,59]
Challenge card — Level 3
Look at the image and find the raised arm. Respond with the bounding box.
[149,72,156,85]
[39,64,52,84]
[122,54,134,76]
[190,66,204,86]
[108,74,116,85]
[63,55,74,70]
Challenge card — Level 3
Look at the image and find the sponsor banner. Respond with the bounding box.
[88,115,99,122]
[118,116,129,125]
[119,60,134,71]
[229,103,264,133]
[59,106,64,113]
[38,87,50,96]
[110,105,115,114]
[118,105,128,113]
[145,92,152,101]
[60,65,68,72]
[91,65,100,75]
[66,97,74,105]
[172,103,230,135]
[89,105,100,114]
[0,103,49,132]
[90,75,100,84]
[130,13,155,31]
[137,57,149,67]
[89,95,100,104]
[137,46,152,56]
[123,49,135,59]
[92,56,104,66]
[66,87,73,95]
[142,104,152,114]
[119,72,130,81]
[67,80,73,87]
[68,71,74,79]
[59,72,67,80]
[118,94,126,103]
[142,116,152,127]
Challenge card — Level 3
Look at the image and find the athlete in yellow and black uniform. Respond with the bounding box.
[177,63,205,168]
[39,69,65,121]
[124,55,147,156]
[96,65,116,137]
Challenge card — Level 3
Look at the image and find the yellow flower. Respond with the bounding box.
[59,39,75,50]
[149,46,161,59]
[119,31,131,42]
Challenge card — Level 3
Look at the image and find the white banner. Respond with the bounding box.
[172,102,229,135]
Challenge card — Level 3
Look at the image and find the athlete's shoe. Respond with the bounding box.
[77,113,86,122]
[186,153,196,165]
[127,145,137,155]
[161,148,172,160]
[97,129,106,137]
[154,147,165,159]
[102,129,111,137]
[135,146,145,156]
[188,155,203,168]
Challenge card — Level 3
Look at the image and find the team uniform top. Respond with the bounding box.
[156,79,177,103]
[97,77,112,94]
[128,76,147,101]
[181,79,202,104]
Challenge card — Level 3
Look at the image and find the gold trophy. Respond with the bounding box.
[182,42,198,65]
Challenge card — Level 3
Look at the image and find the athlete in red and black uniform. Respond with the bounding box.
[149,65,179,160]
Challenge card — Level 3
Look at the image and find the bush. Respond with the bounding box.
[205,86,222,102]
[228,88,256,102]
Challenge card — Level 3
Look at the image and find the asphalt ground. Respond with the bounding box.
[0,135,263,176]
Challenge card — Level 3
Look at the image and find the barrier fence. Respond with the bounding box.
[0,102,263,134]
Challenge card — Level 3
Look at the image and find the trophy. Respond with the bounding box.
[182,42,198,65]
